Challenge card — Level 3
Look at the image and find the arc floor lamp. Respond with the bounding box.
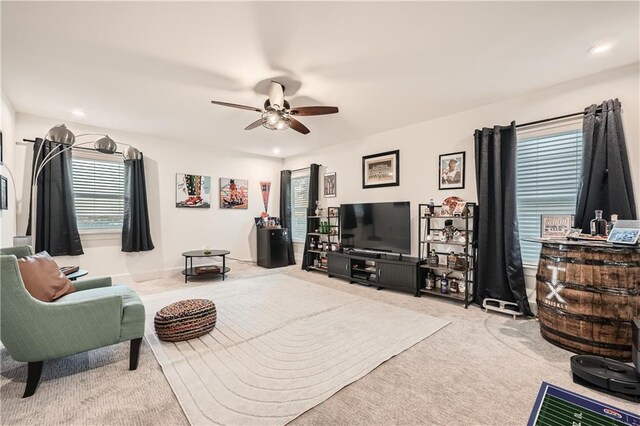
[29,124,142,248]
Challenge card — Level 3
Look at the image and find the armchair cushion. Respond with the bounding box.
[72,276,113,292]
[55,285,145,341]
[18,252,75,302]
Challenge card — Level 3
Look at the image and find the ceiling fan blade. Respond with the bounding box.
[289,106,339,116]
[289,117,310,135]
[268,81,285,110]
[211,100,262,113]
[244,119,263,130]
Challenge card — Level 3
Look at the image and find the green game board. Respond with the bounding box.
[529,383,639,426]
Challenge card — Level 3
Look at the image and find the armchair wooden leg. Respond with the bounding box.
[23,361,43,398]
[130,338,142,370]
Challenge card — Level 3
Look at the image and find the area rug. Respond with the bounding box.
[141,274,449,425]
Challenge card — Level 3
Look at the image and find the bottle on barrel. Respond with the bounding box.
[608,214,618,235]
[590,210,608,236]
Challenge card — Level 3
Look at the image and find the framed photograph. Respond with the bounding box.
[220,177,248,209]
[540,214,574,238]
[608,228,640,245]
[324,172,336,197]
[439,151,465,190]
[1,175,7,210]
[362,150,399,189]
[176,173,211,208]
[328,207,339,217]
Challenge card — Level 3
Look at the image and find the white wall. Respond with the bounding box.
[284,64,640,306]
[0,91,18,247]
[12,114,283,282]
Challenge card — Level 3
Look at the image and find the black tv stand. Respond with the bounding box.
[346,248,381,258]
[328,251,423,296]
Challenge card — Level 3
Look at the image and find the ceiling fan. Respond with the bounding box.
[210,81,338,135]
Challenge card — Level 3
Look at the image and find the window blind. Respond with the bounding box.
[72,157,125,230]
[291,169,310,242]
[516,130,583,265]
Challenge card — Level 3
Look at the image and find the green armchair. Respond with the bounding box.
[0,246,145,397]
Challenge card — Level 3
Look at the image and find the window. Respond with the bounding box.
[516,129,583,265]
[290,169,310,242]
[72,155,125,231]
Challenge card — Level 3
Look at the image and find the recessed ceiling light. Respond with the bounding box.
[273,148,281,154]
[589,44,612,55]
[71,109,86,117]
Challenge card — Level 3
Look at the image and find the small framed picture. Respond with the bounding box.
[1,175,8,210]
[362,150,400,189]
[608,228,640,245]
[540,215,574,238]
[327,207,339,217]
[324,172,336,197]
[439,151,465,190]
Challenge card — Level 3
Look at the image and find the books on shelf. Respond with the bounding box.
[195,265,221,275]
[60,266,79,275]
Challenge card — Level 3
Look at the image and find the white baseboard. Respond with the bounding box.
[110,267,183,284]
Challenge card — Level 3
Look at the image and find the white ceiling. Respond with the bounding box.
[2,1,638,158]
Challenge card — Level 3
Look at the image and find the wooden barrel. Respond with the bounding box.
[536,242,640,361]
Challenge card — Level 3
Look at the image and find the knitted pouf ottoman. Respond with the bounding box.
[154,299,217,342]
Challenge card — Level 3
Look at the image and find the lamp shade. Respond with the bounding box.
[123,146,142,160]
[46,124,75,145]
[94,136,117,154]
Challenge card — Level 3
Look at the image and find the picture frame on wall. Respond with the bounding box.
[362,150,399,189]
[324,172,336,197]
[540,214,574,239]
[176,173,212,208]
[438,151,465,190]
[1,175,8,210]
[0,130,3,165]
[219,177,248,209]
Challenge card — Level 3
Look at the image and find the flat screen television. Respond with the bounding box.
[340,201,411,254]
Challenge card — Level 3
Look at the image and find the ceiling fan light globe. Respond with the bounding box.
[267,112,278,126]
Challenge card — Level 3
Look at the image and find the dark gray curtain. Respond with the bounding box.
[27,138,83,256]
[279,170,295,265]
[302,164,320,270]
[575,99,637,232]
[122,155,154,252]
[474,122,533,316]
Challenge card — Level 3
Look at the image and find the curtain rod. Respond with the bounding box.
[290,164,322,173]
[22,138,124,155]
[515,107,603,129]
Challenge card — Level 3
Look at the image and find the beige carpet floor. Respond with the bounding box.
[2,260,638,425]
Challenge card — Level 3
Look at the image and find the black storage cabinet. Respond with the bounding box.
[257,228,289,269]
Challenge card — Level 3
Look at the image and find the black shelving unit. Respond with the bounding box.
[305,208,340,273]
[418,203,477,308]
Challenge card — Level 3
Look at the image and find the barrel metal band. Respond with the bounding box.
[536,275,640,296]
[542,243,640,255]
[539,253,640,267]
[537,302,634,326]
[539,322,631,351]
